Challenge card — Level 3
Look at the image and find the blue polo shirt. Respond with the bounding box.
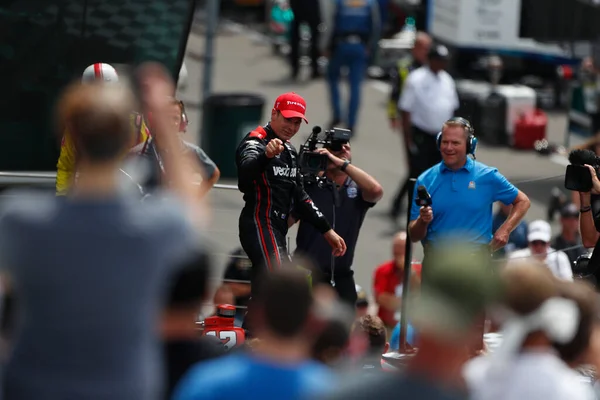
[410,158,518,246]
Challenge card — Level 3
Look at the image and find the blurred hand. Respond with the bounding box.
[419,206,433,224]
[323,230,347,257]
[490,227,509,252]
[138,62,175,116]
[266,138,285,158]
[585,164,600,195]
[390,118,399,130]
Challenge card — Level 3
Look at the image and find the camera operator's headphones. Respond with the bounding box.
[436,117,478,157]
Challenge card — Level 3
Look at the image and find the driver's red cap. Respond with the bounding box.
[273,92,308,123]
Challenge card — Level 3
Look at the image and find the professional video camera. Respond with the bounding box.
[573,252,598,289]
[298,126,352,180]
[565,149,600,192]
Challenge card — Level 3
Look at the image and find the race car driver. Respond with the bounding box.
[55,62,152,195]
[236,92,347,280]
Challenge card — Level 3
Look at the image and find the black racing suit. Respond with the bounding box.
[236,124,331,278]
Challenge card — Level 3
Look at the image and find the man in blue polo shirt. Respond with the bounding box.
[409,117,530,253]
[408,116,530,353]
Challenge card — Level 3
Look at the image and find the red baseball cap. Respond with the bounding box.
[273,92,308,123]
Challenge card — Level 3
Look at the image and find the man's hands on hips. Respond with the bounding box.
[266,138,285,158]
[323,229,347,257]
[490,227,509,252]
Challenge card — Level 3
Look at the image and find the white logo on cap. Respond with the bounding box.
[286,101,305,110]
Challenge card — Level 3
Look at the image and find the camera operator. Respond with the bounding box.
[236,92,347,283]
[578,166,600,249]
[291,141,383,307]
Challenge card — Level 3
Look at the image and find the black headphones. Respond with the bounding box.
[436,117,478,157]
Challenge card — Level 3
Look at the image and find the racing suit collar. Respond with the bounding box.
[264,123,277,140]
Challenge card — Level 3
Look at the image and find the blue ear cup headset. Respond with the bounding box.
[436,117,478,158]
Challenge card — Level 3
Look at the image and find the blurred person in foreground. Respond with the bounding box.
[324,247,501,400]
[0,63,205,400]
[509,220,573,281]
[173,268,337,400]
[552,281,597,376]
[373,231,421,334]
[162,250,227,399]
[352,315,389,376]
[463,263,596,400]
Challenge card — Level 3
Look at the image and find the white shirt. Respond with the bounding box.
[463,351,596,400]
[399,66,459,133]
[508,248,573,281]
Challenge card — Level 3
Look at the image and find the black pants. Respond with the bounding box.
[289,17,320,77]
[239,219,289,291]
[391,126,441,217]
[315,269,357,309]
[239,219,290,336]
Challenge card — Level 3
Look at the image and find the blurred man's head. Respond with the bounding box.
[393,231,407,268]
[410,246,502,347]
[57,81,137,165]
[270,92,307,142]
[251,268,313,339]
[497,262,565,350]
[412,32,432,64]
[527,220,552,259]
[166,250,211,312]
[559,203,580,236]
[553,280,596,365]
[355,315,389,356]
[311,319,351,366]
[584,296,600,372]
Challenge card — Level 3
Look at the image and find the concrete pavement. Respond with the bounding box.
[178,24,574,296]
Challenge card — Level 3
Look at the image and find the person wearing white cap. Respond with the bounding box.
[509,220,573,281]
[463,263,595,400]
[56,63,152,195]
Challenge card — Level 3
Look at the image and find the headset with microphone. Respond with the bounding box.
[436,117,478,157]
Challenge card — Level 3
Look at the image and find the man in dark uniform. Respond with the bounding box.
[291,141,383,307]
[388,32,431,221]
[289,0,322,80]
